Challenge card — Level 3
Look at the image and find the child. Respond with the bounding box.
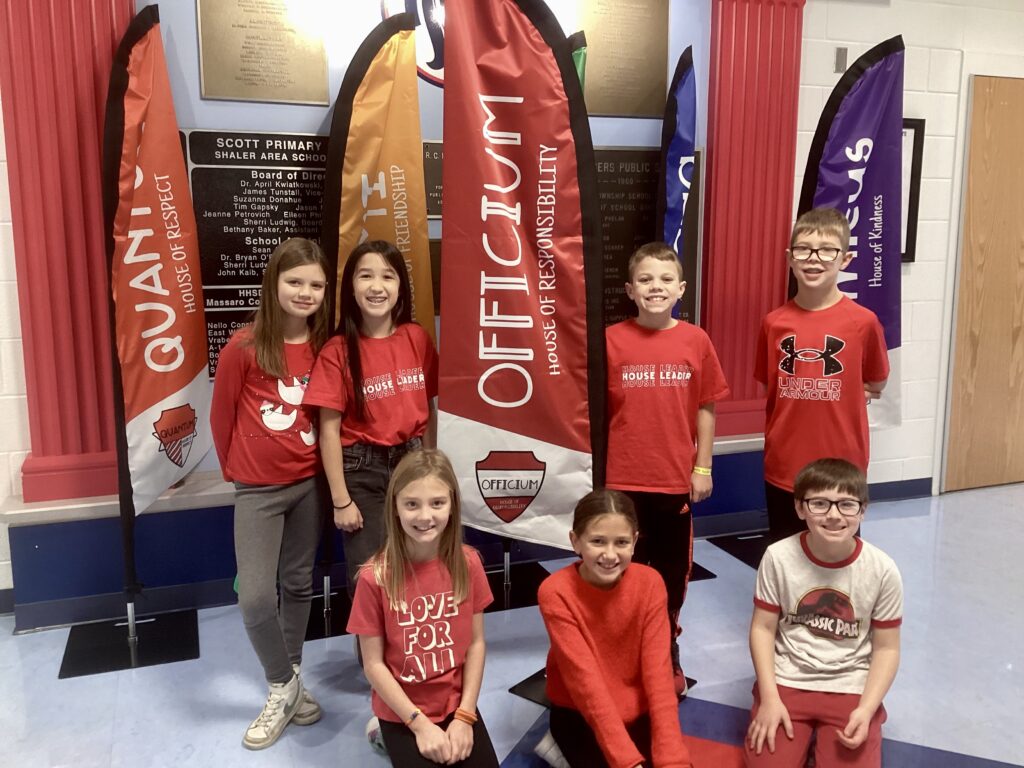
[347,449,499,767]
[755,207,889,541]
[210,237,329,750]
[304,240,438,593]
[538,489,693,768]
[605,241,730,694]
[745,459,902,767]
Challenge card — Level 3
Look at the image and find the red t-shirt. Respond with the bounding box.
[755,297,890,491]
[539,562,692,768]
[346,546,493,723]
[304,323,438,446]
[210,328,320,486]
[605,319,730,493]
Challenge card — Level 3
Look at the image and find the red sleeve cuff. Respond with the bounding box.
[753,597,780,613]
[871,617,902,629]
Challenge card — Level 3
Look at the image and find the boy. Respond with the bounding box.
[756,207,889,541]
[745,459,901,768]
[605,241,730,696]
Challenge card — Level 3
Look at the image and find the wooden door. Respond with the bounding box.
[945,76,1024,491]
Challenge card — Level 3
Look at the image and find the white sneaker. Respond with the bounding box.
[242,675,302,750]
[534,728,570,768]
[290,663,322,725]
[365,715,388,757]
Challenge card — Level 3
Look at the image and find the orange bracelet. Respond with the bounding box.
[453,707,478,725]
[404,708,422,727]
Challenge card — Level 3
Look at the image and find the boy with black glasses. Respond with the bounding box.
[745,459,902,768]
[755,207,889,541]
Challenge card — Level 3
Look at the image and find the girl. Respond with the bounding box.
[304,240,438,593]
[537,490,694,768]
[210,237,329,750]
[346,449,499,767]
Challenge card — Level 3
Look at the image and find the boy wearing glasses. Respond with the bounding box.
[755,207,889,541]
[745,459,902,768]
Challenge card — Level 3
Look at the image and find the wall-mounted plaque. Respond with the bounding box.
[185,129,328,373]
[197,0,329,105]
[595,147,661,325]
[423,141,443,218]
[579,0,669,118]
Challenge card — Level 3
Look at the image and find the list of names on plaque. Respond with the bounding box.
[197,0,329,105]
[186,130,328,373]
[595,148,661,325]
[580,0,669,117]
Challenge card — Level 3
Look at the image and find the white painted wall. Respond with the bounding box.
[0,90,29,591]
[797,0,1024,488]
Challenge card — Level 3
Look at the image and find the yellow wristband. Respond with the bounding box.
[692,466,712,476]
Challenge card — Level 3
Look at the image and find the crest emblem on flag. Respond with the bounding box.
[152,404,198,468]
[475,452,546,523]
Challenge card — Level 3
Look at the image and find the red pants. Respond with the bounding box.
[744,685,886,768]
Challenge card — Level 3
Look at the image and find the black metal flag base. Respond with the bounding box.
[58,608,200,679]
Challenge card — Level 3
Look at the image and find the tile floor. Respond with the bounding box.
[2,484,1022,767]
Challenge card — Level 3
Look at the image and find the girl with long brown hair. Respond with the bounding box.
[210,237,329,750]
[346,449,498,767]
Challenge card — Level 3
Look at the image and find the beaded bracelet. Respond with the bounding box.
[404,708,422,727]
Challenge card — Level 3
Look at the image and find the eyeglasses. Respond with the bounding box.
[789,246,843,262]
[800,497,864,517]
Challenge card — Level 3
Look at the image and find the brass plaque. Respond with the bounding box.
[197,0,329,105]
[579,0,669,118]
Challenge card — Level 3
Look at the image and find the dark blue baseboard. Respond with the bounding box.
[0,587,13,615]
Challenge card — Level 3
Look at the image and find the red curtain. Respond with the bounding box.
[0,0,135,501]
[704,0,806,436]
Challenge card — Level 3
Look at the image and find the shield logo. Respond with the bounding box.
[475,451,546,523]
[152,404,198,468]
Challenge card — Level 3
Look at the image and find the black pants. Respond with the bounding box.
[378,710,498,768]
[623,490,693,640]
[765,482,803,543]
[550,706,652,768]
[341,438,421,596]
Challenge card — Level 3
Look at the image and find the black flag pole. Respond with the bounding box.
[58,4,201,679]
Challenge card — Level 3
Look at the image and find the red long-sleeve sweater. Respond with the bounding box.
[538,562,692,768]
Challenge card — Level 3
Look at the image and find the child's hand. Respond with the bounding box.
[863,385,881,404]
[445,718,475,763]
[333,501,363,532]
[837,706,872,750]
[690,472,712,503]
[747,697,793,755]
[413,719,452,763]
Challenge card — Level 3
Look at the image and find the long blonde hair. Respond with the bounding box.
[250,237,330,377]
[370,449,470,611]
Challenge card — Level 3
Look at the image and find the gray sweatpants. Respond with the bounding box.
[233,476,321,684]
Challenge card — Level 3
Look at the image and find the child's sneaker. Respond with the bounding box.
[365,716,388,757]
[242,674,302,750]
[671,640,689,698]
[533,728,570,768]
[290,663,322,725]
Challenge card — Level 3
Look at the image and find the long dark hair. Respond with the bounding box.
[251,238,329,378]
[338,240,412,420]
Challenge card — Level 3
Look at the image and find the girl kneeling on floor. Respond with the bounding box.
[347,449,499,767]
[538,489,694,768]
